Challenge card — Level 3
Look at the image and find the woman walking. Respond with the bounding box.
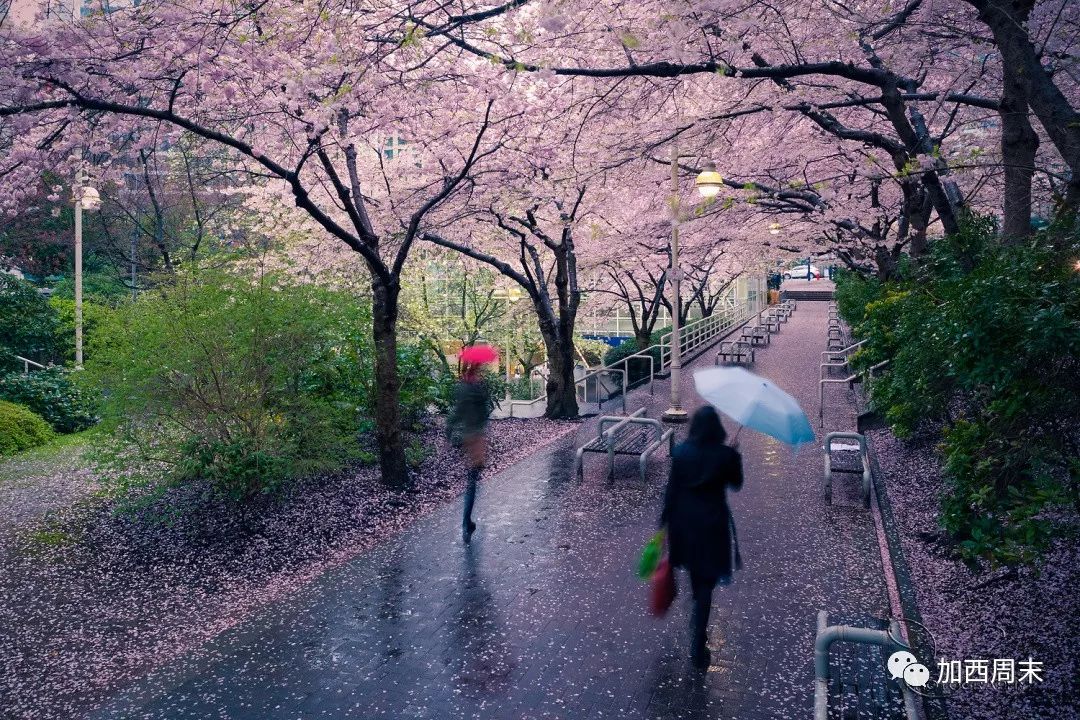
[447,356,492,544]
[660,406,743,669]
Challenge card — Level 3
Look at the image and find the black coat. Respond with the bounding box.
[660,440,743,581]
[447,379,491,443]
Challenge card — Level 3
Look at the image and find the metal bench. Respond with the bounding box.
[716,340,754,365]
[760,312,781,333]
[823,432,871,507]
[575,409,675,481]
[742,325,771,346]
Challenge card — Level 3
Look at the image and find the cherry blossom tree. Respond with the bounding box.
[0,1,523,485]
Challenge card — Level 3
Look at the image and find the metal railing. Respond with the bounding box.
[819,359,890,426]
[606,351,655,396]
[14,355,47,374]
[503,291,763,418]
[815,611,920,720]
[576,365,627,414]
[506,365,627,418]
[658,296,764,372]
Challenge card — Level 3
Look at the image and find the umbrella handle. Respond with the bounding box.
[731,425,743,446]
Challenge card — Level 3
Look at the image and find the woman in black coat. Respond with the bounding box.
[660,405,743,669]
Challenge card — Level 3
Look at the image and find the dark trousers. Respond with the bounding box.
[462,467,480,527]
[689,572,715,658]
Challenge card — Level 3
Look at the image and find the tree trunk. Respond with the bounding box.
[968,0,1080,217]
[371,276,409,488]
[540,318,579,418]
[997,2,1039,241]
[874,246,898,281]
[635,330,652,351]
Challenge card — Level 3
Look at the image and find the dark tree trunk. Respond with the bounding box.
[1000,93,1039,240]
[635,330,652,351]
[371,276,408,488]
[968,0,1080,217]
[997,2,1039,241]
[539,315,579,418]
[874,246,899,281]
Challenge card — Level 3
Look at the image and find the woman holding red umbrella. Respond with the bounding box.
[447,345,497,543]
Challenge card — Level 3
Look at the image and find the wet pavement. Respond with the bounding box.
[90,302,901,720]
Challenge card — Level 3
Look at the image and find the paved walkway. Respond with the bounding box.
[91,302,901,720]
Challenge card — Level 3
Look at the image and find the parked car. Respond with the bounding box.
[783,264,823,279]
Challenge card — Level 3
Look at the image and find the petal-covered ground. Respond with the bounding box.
[870,429,1080,720]
[0,416,576,719]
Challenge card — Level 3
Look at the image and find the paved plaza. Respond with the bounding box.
[90,302,902,720]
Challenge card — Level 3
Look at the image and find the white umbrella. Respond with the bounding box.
[693,366,815,447]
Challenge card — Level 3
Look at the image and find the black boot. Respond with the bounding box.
[691,646,711,670]
[462,468,479,543]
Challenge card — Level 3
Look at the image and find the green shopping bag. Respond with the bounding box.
[637,530,665,580]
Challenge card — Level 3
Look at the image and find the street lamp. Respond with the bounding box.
[73,169,100,368]
[694,160,724,199]
[663,146,724,423]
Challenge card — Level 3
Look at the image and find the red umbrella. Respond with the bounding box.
[459,344,499,365]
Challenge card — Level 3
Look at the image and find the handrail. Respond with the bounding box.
[15,355,47,373]
[820,339,866,362]
[576,365,627,414]
[505,285,764,417]
[658,296,764,371]
[818,359,890,426]
[606,350,655,396]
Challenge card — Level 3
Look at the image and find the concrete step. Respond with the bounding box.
[783,288,835,301]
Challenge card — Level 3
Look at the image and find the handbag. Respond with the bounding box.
[637,530,664,579]
[649,557,677,617]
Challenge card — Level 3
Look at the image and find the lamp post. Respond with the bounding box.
[73,168,100,368]
[663,147,723,423]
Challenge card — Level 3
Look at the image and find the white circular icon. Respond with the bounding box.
[903,663,931,687]
[887,650,918,680]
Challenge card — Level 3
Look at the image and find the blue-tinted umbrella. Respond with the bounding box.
[693,366,815,447]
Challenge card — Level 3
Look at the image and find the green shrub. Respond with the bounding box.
[839,216,1080,566]
[833,269,881,330]
[0,368,98,433]
[0,400,54,456]
[85,268,378,502]
[0,274,59,372]
[603,328,667,386]
[49,296,116,366]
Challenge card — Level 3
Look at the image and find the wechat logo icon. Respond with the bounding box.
[888,650,930,688]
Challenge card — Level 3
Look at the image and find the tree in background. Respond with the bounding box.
[0,274,58,371]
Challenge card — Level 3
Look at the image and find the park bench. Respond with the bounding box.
[742,325,771,346]
[575,409,674,482]
[823,432,871,507]
[773,305,792,322]
[761,313,781,333]
[716,340,754,365]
